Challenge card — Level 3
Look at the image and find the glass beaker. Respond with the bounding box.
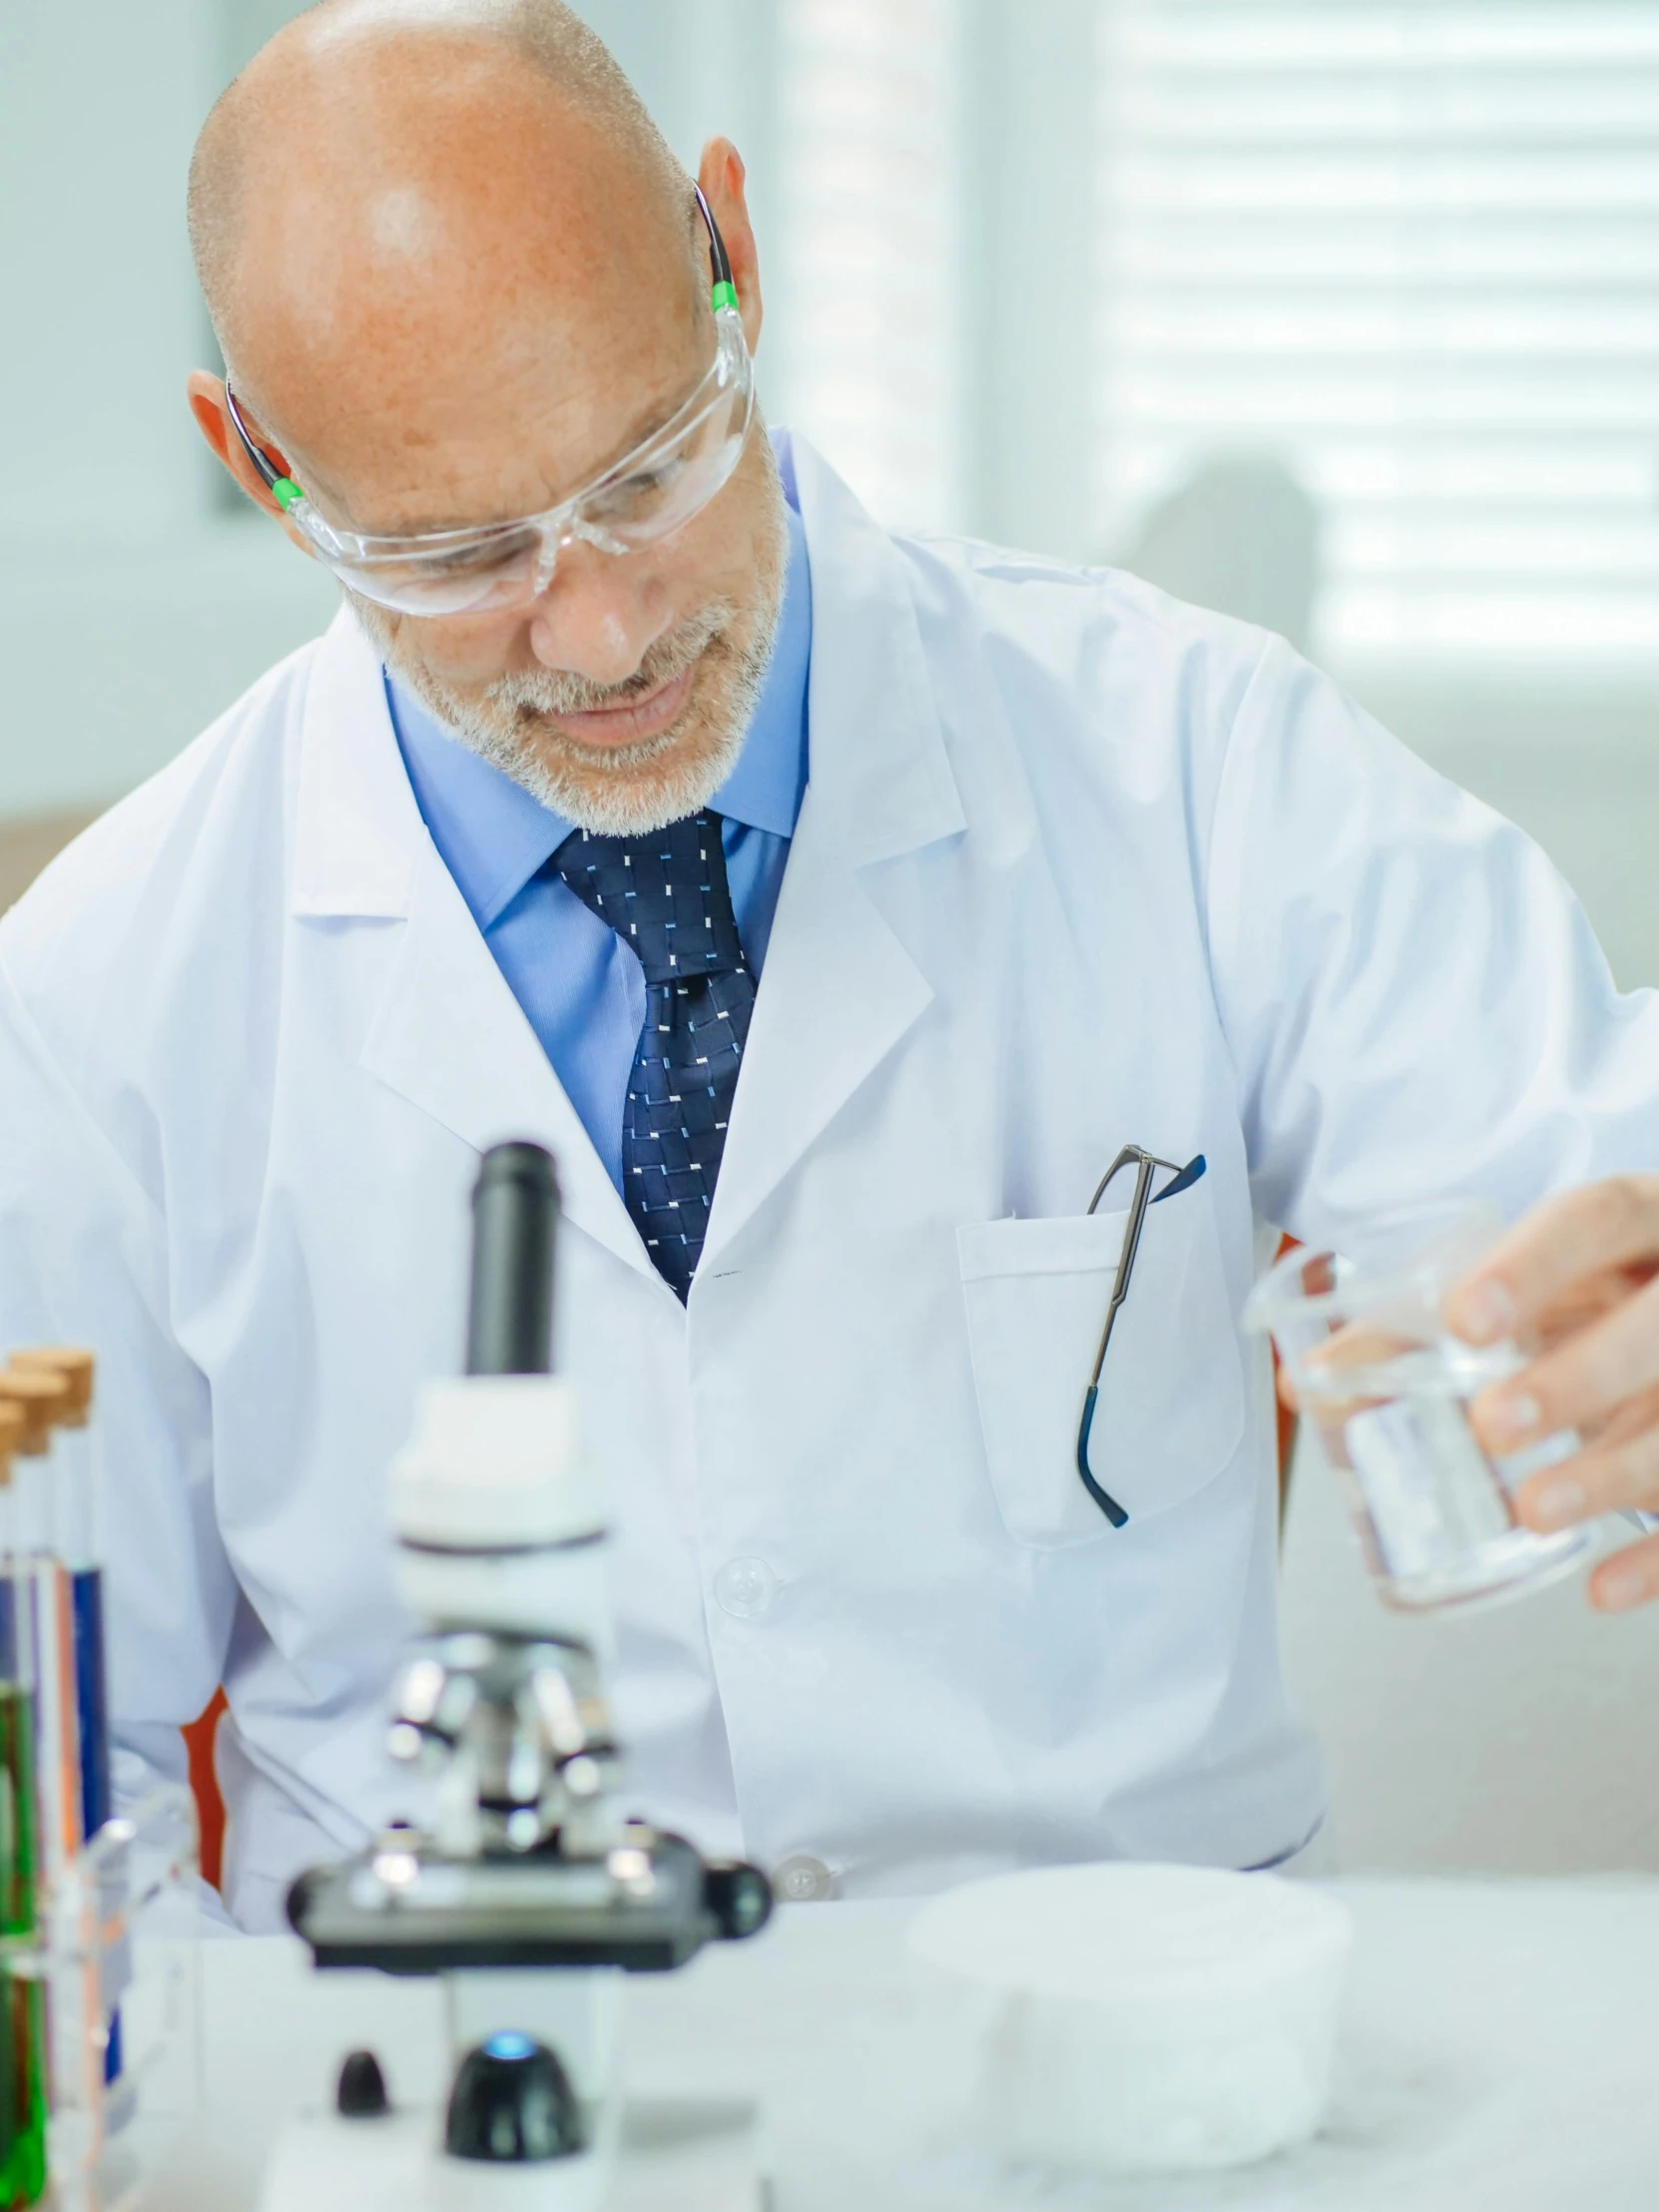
[1244,1200,1595,1613]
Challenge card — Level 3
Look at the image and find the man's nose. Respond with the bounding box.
[524,543,670,684]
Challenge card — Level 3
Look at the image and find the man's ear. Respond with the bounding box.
[187,369,291,522]
[697,137,763,357]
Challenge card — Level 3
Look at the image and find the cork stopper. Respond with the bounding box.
[9,1349,95,1426]
[0,1403,23,1484]
[0,1369,73,1456]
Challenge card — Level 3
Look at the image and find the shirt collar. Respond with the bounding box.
[388,461,812,934]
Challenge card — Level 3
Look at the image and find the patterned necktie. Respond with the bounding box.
[553,811,757,1299]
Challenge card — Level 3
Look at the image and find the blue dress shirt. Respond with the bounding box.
[389,459,812,1195]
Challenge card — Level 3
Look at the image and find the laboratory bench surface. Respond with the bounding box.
[139,1876,1659,2210]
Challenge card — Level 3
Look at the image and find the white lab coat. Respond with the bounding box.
[2,437,1654,1930]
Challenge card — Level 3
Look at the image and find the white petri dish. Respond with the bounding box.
[905,1863,1353,2175]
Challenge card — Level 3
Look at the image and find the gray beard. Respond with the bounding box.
[456,601,773,836]
[353,488,790,837]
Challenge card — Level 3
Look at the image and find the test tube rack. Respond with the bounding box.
[0,1784,200,2212]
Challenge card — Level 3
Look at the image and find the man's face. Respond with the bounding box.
[269,210,788,836]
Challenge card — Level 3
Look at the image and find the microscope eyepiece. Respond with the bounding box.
[466,1143,561,1378]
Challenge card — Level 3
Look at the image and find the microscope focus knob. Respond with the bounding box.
[704,1859,775,1941]
[445,2033,585,2163]
[335,2048,389,2117]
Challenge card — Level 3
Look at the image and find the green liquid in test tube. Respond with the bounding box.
[0,1410,47,2208]
[0,1688,45,2208]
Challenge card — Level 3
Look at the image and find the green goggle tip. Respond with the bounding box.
[273,476,304,512]
[711,279,740,315]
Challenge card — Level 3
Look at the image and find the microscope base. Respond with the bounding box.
[256,2095,765,2212]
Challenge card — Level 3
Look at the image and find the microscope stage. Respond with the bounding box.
[289,1834,746,1974]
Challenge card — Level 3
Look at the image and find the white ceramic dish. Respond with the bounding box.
[904,1862,1353,2174]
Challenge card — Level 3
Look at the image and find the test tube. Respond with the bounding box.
[6,1359,105,1851]
[0,1373,82,1890]
[0,1366,104,2159]
[6,1354,121,2098]
[0,1403,48,2207]
[0,1410,17,1689]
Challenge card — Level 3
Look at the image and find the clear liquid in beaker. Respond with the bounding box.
[1301,1339,1593,1612]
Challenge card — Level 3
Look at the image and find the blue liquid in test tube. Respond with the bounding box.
[15,1357,122,2095]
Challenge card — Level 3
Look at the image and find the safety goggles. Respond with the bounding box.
[225,187,754,618]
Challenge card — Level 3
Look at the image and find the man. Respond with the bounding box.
[2,0,1656,1931]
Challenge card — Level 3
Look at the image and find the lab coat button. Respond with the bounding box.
[714,1557,780,1620]
[773,1854,834,1903]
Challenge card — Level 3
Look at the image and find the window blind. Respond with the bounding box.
[1095,2,1659,665]
[776,0,961,531]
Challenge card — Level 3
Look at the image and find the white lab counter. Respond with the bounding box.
[139,1878,1659,2210]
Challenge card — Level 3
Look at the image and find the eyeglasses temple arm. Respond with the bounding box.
[1076,1152,1157,1529]
[1086,1154,1157,1392]
[1084,1144,1141,1221]
[694,184,740,314]
[1075,1390,1129,1529]
[1151,1153,1207,1205]
[224,384,304,511]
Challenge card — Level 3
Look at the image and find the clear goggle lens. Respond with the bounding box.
[292,314,754,618]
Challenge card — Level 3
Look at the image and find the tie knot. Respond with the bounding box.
[552,811,748,985]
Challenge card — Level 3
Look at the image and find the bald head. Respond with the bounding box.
[189,1,695,458]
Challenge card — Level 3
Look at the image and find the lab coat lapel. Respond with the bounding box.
[361,839,653,1280]
[701,441,966,1271]
[291,612,656,1286]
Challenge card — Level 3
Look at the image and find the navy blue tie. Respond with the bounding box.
[553,812,756,1299]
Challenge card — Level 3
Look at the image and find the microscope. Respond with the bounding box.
[260,1143,772,2209]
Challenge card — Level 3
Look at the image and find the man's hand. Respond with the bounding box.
[1444,1178,1659,1612]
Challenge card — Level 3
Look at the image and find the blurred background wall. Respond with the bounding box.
[4,0,1658,1869]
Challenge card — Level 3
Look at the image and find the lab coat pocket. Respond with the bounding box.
[956,1200,1246,1549]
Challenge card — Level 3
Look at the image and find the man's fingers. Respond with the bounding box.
[1587,1530,1659,1614]
[1531,1260,1659,1353]
[1445,1176,1659,1344]
[1514,1409,1659,1533]
[1471,1273,1659,1452]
